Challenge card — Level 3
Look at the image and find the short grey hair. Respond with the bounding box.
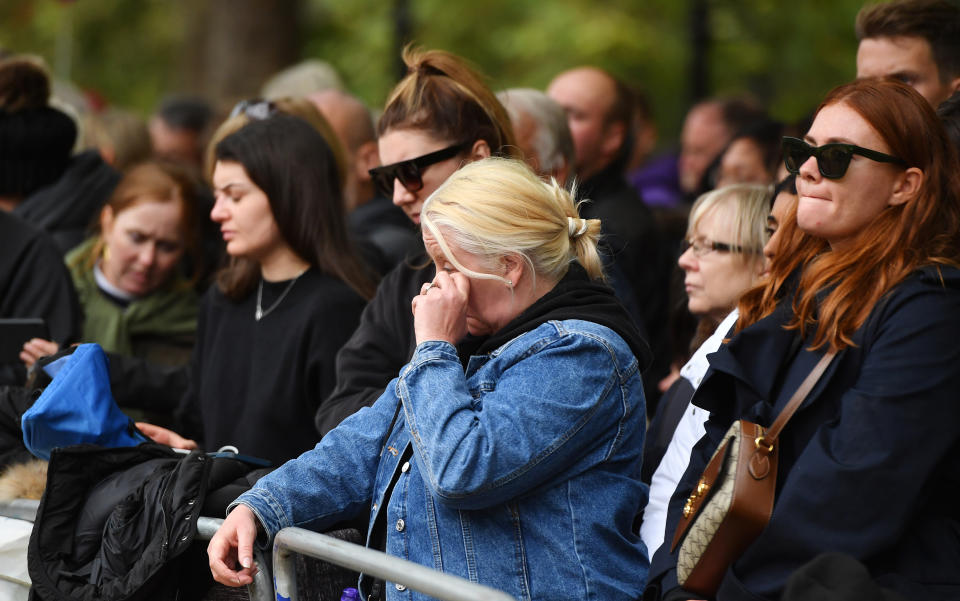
[497,88,574,172]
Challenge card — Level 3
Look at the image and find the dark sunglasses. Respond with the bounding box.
[781,136,907,179]
[369,141,471,197]
[229,98,276,120]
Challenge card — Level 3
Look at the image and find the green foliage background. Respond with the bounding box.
[1,0,867,146]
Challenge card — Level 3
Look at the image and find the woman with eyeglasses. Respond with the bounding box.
[315,46,516,436]
[639,183,769,557]
[138,113,377,466]
[646,79,960,601]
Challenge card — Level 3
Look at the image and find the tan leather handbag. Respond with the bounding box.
[669,351,836,597]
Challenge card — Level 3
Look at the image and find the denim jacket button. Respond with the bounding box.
[395,583,406,591]
[396,518,405,532]
[401,461,410,473]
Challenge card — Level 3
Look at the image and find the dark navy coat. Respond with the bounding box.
[648,265,960,601]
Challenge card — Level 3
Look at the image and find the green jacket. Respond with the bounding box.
[66,238,198,363]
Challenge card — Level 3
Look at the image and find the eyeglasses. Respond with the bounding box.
[681,238,758,257]
[229,98,276,121]
[781,136,907,180]
[369,141,470,197]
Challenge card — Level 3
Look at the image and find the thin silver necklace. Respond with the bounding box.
[255,268,308,321]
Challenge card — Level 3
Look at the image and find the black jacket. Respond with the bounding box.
[316,255,431,437]
[28,443,258,601]
[0,211,82,385]
[13,150,120,254]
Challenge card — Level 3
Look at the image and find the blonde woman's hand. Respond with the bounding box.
[135,422,198,450]
[411,270,470,345]
[19,338,60,368]
[208,504,259,587]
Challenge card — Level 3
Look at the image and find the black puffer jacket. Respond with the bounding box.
[28,443,254,601]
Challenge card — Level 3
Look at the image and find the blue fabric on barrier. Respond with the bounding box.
[21,343,147,460]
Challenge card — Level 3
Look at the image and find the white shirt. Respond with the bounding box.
[640,309,739,558]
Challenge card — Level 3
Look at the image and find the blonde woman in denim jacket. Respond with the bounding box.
[208,158,653,601]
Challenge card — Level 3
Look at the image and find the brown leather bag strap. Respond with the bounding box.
[757,350,836,449]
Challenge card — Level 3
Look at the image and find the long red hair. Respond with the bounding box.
[738,78,960,350]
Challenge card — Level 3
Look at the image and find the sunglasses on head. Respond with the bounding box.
[229,98,276,121]
[781,136,907,180]
[369,141,471,197]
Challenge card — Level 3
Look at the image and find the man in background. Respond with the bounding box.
[497,87,573,184]
[856,0,960,108]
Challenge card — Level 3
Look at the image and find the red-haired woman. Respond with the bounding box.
[646,78,960,601]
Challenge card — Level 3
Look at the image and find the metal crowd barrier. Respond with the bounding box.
[0,499,37,522]
[273,527,515,601]
[196,517,273,601]
[0,500,272,601]
[2,500,516,601]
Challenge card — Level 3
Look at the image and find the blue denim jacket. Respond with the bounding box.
[235,319,650,601]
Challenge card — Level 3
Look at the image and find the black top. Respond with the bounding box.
[0,211,82,384]
[348,195,421,270]
[175,268,366,465]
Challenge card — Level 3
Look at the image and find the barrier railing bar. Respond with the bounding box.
[273,527,515,601]
[0,499,39,521]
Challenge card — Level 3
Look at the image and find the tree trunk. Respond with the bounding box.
[688,0,710,104]
[180,0,301,107]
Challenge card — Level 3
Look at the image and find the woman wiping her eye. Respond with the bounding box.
[208,157,653,600]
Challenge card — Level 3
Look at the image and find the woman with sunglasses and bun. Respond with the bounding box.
[315,46,516,436]
[646,78,960,601]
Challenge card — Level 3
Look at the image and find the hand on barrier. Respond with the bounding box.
[208,503,259,587]
[135,422,198,450]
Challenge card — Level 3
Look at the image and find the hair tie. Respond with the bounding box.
[567,216,588,238]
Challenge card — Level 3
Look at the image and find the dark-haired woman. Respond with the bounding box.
[647,79,960,601]
[316,46,517,435]
[142,114,375,465]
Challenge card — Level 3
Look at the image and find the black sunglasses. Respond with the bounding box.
[369,141,470,197]
[781,136,907,179]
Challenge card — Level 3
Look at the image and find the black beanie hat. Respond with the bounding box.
[0,106,77,198]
